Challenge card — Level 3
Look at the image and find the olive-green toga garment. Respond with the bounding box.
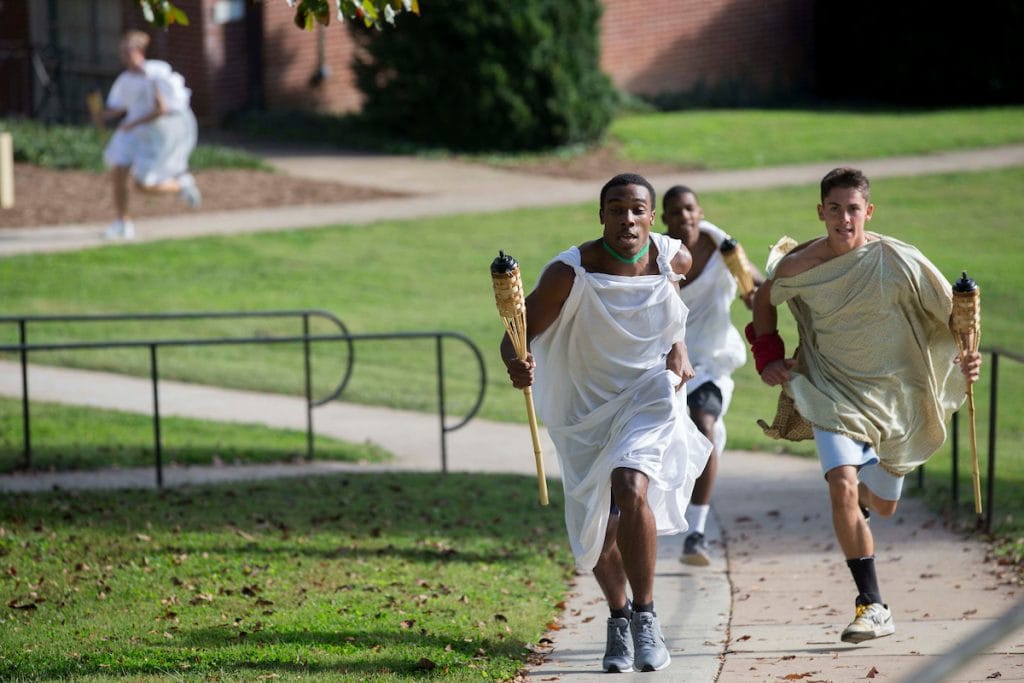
[762,233,966,476]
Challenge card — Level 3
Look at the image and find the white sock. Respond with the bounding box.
[686,504,710,535]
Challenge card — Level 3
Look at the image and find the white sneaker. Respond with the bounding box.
[178,173,201,208]
[841,602,895,643]
[101,220,134,240]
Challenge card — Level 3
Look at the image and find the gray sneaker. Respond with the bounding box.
[631,611,670,672]
[681,531,710,566]
[602,616,633,673]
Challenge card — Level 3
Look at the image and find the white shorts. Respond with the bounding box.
[103,128,139,168]
[813,428,904,502]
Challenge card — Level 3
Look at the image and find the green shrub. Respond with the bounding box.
[0,117,271,172]
[352,0,616,152]
[0,118,107,171]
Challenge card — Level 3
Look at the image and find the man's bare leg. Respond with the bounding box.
[112,165,130,222]
[608,467,670,671]
[826,465,873,559]
[610,467,656,605]
[593,512,635,672]
[593,513,628,610]
[858,482,898,517]
[828,465,895,642]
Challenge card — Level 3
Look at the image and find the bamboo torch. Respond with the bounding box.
[720,237,756,298]
[86,91,107,137]
[951,271,982,515]
[491,251,548,506]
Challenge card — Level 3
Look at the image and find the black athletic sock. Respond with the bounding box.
[610,599,633,620]
[846,556,883,606]
[633,601,655,615]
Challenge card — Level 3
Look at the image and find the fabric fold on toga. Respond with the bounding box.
[531,232,713,570]
[767,233,966,476]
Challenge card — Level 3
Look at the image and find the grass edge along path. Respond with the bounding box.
[0,396,389,474]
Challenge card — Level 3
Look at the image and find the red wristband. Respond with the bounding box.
[745,323,785,374]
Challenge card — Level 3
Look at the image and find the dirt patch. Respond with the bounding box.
[0,164,407,230]
[1,146,695,230]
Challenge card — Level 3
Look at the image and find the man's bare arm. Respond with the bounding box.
[501,262,575,389]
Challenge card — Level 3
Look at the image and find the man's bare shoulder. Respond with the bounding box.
[670,243,693,277]
[774,238,827,279]
[535,259,576,295]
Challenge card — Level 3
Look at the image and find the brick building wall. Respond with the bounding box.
[27,0,808,123]
[260,2,364,114]
[600,0,815,99]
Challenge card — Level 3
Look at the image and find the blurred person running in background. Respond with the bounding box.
[99,30,200,240]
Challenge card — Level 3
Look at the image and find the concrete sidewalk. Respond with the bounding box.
[1,361,1021,681]
[2,144,1023,256]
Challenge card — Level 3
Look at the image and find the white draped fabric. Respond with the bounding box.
[676,220,747,453]
[531,232,713,570]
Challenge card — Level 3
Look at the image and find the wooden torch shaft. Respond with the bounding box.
[522,386,549,506]
[967,387,981,514]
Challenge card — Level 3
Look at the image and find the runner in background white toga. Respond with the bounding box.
[661,185,763,565]
[100,30,200,240]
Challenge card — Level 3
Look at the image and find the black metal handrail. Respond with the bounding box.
[2,310,356,467]
[948,345,1024,533]
[0,311,487,485]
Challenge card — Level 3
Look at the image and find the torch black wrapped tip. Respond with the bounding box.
[719,237,738,253]
[953,271,978,293]
[491,250,519,274]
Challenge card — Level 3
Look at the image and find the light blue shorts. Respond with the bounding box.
[813,428,904,502]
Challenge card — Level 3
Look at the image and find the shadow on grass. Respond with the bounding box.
[0,443,387,474]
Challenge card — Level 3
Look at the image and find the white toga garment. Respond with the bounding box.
[531,232,713,570]
[677,220,747,453]
[104,60,197,185]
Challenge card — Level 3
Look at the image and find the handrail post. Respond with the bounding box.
[985,352,999,534]
[150,344,163,488]
[436,335,448,473]
[951,411,959,505]
[18,319,31,469]
[303,313,314,460]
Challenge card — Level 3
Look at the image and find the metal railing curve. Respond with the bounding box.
[0,311,486,486]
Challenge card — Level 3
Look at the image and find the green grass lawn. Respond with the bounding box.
[608,107,1024,169]
[0,472,571,681]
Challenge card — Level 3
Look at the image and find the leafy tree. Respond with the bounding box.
[137,0,419,30]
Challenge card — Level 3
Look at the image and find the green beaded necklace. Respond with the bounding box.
[602,237,651,264]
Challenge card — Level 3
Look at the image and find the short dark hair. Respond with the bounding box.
[663,185,696,209]
[600,173,656,210]
[820,167,870,203]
